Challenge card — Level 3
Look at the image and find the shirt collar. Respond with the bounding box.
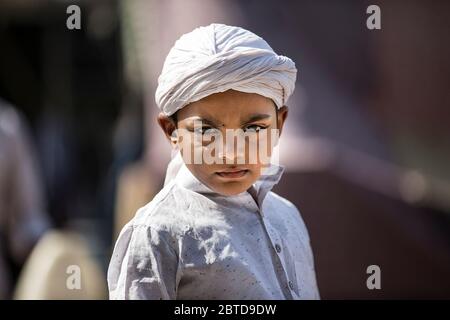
[173,157,285,212]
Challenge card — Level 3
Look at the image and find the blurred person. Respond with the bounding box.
[13,230,107,300]
[108,24,320,300]
[0,99,51,299]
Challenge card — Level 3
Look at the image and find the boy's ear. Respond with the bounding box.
[157,113,178,147]
[276,106,289,137]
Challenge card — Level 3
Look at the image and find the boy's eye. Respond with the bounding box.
[194,126,219,135]
[244,124,267,133]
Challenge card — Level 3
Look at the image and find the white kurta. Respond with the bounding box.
[107,160,320,300]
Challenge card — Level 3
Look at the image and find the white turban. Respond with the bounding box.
[155,23,297,116]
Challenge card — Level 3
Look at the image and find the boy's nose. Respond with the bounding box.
[217,131,246,164]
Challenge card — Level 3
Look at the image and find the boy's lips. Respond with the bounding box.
[215,168,249,179]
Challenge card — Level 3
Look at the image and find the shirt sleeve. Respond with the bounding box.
[107,223,180,300]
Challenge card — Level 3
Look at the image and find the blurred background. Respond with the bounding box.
[0,0,449,299]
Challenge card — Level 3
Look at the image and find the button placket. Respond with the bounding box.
[263,217,283,255]
[275,243,282,253]
[259,211,297,299]
[288,280,295,290]
[289,281,301,300]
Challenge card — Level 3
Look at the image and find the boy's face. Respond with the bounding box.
[158,89,288,196]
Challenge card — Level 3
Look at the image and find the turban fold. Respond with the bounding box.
[155,23,297,116]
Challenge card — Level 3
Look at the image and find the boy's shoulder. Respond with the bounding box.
[119,182,308,242]
[265,191,310,240]
[125,180,199,237]
[266,191,300,213]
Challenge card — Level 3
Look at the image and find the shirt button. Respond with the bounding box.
[288,280,295,290]
[275,243,282,253]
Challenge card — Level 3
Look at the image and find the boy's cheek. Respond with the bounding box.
[255,134,274,166]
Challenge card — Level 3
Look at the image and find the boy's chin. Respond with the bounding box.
[210,181,254,197]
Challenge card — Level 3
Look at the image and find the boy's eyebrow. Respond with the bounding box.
[188,116,223,127]
[187,113,273,127]
[242,113,272,124]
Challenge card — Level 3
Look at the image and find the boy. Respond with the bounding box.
[108,23,320,299]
